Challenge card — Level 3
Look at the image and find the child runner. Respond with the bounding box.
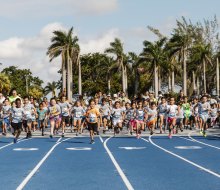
[11,98,24,143]
[48,98,61,138]
[85,99,100,144]
[72,101,84,136]
[59,96,71,137]
[2,98,11,135]
[146,102,157,135]
[37,103,47,136]
[111,101,124,136]
[100,98,110,134]
[197,95,210,137]
[135,101,145,139]
[167,97,179,139]
[210,103,218,128]
[157,97,167,133]
[182,96,192,130]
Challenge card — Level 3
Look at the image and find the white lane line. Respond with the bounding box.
[16,137,72,190]
[101,137,134,190]
[0,138,30,150]
[178,136,195,142]
[188,132,220,150]
[147,136,220,178]
[140,138,149,143]
[99,135,104,143]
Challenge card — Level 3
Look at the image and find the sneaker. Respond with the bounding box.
[203,131,207,137]
[50,135,53,139]
[2,132,6,136]
[13,138,17,144]
[76,133,78,136]
[42,133,44,136]
[130,131,133,135]
[160,130,162,134]
[62,133,65,138]
[103,130,106,134]
[168,134,172,139]
[90,140,95,144]
[200,130,203,135]
[96,131,100,135]
[136,134,140,139]
[150,131,154,135]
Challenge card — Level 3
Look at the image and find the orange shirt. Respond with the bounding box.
[86,108,100,123]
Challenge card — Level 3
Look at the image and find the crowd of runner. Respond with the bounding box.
[0,89,219,144]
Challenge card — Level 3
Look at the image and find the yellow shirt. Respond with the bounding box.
[86,108,100,123]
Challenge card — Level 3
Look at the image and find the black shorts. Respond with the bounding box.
[87,122,98,132]
[102,116,108,120]
[11,122,22,130]
[62,116,70,125]
[23,120,32,128]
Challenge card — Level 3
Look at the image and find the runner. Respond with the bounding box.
[11,98,24,143]
[209,103,218,128]
[2,98,11,136]
[59,96,71,137]
[197,95,211,137]
[166,97,180,139]
[146,102,157,135]
[37,103,47,136]
[100,98,110,134]
[72,100,84,136]
[111,101,124,136]
[135,101,145,139]
[23,96,36,138]
[182,96,192,130]
[85,99,100,144]
[48,98,61,138]
[157,97,167,133]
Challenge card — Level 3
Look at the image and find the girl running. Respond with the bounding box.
[157,97,167,133]
[37,103,47,136]
[2,98,11,136]
[72,101,84,136]
[146,102,157,135]
[135,101,146,139]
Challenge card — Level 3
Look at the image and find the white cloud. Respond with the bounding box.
[0,23,119,86]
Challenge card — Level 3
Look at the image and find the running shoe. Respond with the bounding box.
[168,134,172,139]
[96,131,100,135]
[136,134,140,139]
[200,130,203,135]
[2,132,6,136]
[150,131,154,135]
[90,140,95,144]
[76,133,78,136]
[62,133,65,138]
[130,131,133,135]
[203,131,207,137]
[50,135,53,139]
[13,138,17,144]
[42,132,44,136]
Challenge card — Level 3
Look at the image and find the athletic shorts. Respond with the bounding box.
[147,119,157,127]
[3,117,10,127]
[159,113,166,117]
[129,119,136,129]
[176,118,183,125]
[167,117,176,124]
[23,119,32,128]
[11,122,22,130]
[112,119,122,126]
[184,112,191,119]
[62,116,70,124]
[135,120,144,124]
[199,114,209,122]
[50,115,61,123]
[74,117,82,121]
[38,119,45,127]
[87,122,98,132]
[102,115,108,120]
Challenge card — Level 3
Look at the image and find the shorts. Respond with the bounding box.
[135,120,144,124]
[176,118,183,125]
[147,119,157,127]
[38,119,45,127]
[129,119,136,129]
[102,115,108,120]
[74,117,82,121]
[62,116,70,124]
[167,117,176,124]
[112,119,122,126]
[3,117,10,127]
[184,112,191,119]
[199,114,209,122]
[159,113,166,117]
[50,115,61,123]
[23,119,32,128]
[87,122,98,132]
[11,122,22,130]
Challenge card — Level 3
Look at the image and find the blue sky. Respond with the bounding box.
[0,0,219,84]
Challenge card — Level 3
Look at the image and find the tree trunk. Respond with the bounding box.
[197,76,200,95]
[124,65,128,95]
[216,57,219,96]
[183,49,187,96]
[134,69,139,95]
[154,62,158,98]
[121,60,125,93]
[78,55,82,95]
[158,67,161,92]
[168,73,171,92]
[203,59,206,94]
[67,50,72,101]
[107,74,111,94]
[171,71,175,92]
[62,62,67,94]
[192,71,196,91]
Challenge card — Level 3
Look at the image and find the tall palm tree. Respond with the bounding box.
[141,38,167,97]
[190,43,212,93]
[47,27,79,100]
[44,81,58,97]
[105,38,128,94]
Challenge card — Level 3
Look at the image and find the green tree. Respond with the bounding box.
[0,73,11,95]
[43,81,58,97]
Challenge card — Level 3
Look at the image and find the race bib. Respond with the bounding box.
[89,113,96,122]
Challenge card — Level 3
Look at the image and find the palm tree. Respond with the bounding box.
[44,81,58,97]
[141,38,167,97]
[190,43,212,93]
[47,27,79,100]
[105,38,128,94]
